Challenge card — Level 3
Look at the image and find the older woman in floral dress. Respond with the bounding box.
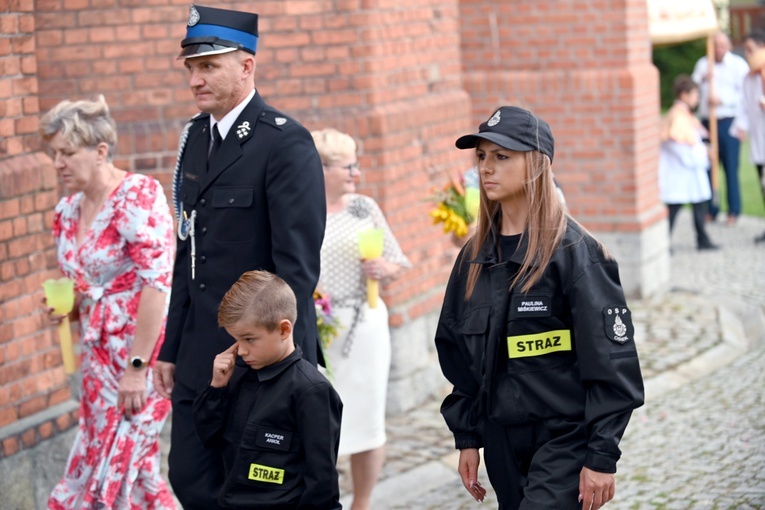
[41,96,176,509]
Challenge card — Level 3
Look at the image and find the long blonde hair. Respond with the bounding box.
[465,150,567,299]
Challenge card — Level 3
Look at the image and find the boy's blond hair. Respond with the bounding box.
[218,270,297,331]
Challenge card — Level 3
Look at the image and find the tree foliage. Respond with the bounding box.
[652,39,707,110]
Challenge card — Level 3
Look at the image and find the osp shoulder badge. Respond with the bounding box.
[603,306,633,344]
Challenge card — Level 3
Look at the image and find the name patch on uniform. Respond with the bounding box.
[511,295,552,317]
[248,463,285,484]
[507,330,572,358]
[603,306,633,344]
[255,427,292,451]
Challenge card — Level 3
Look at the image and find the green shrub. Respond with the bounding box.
[652,39,708,110]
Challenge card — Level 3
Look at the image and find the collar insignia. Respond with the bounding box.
[275,117,287,126]
[236,121,251,139]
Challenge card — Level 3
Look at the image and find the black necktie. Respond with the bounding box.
[207,124,222,171]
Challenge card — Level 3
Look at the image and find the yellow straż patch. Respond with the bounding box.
[248,463,285,484]
[507,330,572,358]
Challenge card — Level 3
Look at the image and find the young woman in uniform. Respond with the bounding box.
[435,106,645,510]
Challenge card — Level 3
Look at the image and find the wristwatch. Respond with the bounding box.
[129,356,148,369]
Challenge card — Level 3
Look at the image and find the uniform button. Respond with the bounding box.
[202,227,207,234]
[200,198,206,206]
[228,198,235,204]
[200,255,206,263]
[199,283,206,291]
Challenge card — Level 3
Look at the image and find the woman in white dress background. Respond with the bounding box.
[312,128,411,510]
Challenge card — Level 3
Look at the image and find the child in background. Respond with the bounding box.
[193,270,343,509]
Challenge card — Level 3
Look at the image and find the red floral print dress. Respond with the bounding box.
[48,173,176,510]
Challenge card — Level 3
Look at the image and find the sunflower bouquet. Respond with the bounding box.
[428,171,480,238]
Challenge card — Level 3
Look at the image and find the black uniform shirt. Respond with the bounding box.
[193,346,343,509]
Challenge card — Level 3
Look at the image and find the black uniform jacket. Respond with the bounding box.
[435,218,644,473]
[193,347,343,509]
[160,92,327,388]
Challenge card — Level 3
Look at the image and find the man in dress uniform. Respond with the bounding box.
[153,5,326,508]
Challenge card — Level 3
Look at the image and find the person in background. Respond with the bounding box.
[435,106,644,509]
[154,5,326,508]
[731,29,765,243]
[193,270,343,510]
[660,75,720,251]
[311,128,411,510]
[692,31,750,225]
[41,96,176,509]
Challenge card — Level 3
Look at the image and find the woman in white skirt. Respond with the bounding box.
[312,128,411,510]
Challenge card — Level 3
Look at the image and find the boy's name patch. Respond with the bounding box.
[603,306,633,344]
[255,427,292,451]
[511,295,552,317]
[507,329,572,358]
[248,463,285,484]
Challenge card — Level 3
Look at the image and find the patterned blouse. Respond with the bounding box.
[319,193,411,306]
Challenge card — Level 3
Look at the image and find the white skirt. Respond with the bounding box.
[324,300,391,456]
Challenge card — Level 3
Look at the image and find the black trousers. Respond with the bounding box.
[667,202,713,248]
[482,418,587,510]
[168,380,226,510]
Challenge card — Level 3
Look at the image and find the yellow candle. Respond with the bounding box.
[357,228,384,308]
[43,278,76,374]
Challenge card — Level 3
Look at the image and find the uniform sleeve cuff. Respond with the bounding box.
[454,434,483,450]
[584,450,617,473]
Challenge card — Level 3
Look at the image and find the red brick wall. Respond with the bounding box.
[460,0,663,231]
[1,0,663,456]
[0,0,77,458]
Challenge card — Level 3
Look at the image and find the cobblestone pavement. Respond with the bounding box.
[336,211,765,509]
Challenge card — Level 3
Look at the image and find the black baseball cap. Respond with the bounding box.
[455,106,554,162]
[178,4,259,59]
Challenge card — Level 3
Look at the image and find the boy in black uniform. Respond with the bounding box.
[193,270,343,509]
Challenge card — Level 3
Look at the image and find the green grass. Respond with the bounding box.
[715,141,765,217]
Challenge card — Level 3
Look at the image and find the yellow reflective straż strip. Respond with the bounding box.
[507,329,572,358]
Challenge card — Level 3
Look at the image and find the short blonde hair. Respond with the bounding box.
[218,270,297,331]
[311,128,357,165]
[39,95,117,159]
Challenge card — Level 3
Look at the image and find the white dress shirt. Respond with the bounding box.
[731,72,765,164]
[209,88,256,142]
[692,52,750,120]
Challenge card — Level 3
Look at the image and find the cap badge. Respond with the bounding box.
[236,121,251,139]
[188,5,200,27]
[275,117,287,126]
[487,110,501,127]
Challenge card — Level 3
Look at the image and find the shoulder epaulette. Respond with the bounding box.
[258,109,290,130]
